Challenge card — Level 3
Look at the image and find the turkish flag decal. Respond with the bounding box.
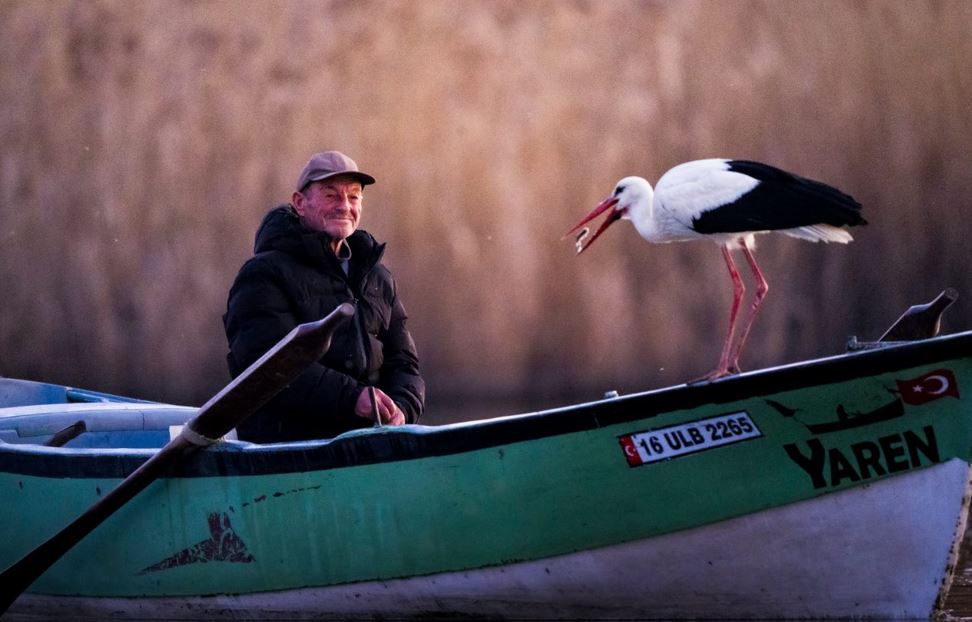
[618,435,644,466]
[896,369,960,405]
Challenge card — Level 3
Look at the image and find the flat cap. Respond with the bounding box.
[296,151,376,191]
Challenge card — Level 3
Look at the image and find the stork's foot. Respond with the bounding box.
[688,364,741,385]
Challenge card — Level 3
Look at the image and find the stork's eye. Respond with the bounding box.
[614,185,625,196]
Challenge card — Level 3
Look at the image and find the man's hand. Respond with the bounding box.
[355,387,406,426]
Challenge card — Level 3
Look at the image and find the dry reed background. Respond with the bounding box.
[1,0,971,423]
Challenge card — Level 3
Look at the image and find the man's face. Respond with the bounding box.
[293,176,363,241]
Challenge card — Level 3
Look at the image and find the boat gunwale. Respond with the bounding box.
[2,329,972,479]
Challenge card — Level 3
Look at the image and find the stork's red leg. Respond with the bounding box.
[728,240,769,372]
[698,245,745,382]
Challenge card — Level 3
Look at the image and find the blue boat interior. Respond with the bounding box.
[0,377,514,455]
[0,377,203,449]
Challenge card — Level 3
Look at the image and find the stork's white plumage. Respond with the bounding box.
[567,158,866,382]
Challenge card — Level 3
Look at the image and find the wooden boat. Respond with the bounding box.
[2,326,972,619]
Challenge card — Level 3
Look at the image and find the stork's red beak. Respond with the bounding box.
[564,196,621,254]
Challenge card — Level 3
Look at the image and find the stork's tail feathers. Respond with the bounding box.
[783,224,856,244]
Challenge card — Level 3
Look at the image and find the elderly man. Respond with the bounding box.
[223,151,425,442]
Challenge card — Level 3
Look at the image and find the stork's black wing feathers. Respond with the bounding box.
[691,160,867,235]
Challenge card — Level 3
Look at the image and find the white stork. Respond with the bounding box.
[566,158,866,382]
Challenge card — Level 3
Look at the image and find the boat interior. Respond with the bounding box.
[0,378,205,449]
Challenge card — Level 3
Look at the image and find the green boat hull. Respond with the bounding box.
[3,331,972,618]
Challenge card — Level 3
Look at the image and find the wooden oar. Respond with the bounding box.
[0,303,355,615]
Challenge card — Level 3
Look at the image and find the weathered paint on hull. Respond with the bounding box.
[8,460,968,620]
[3,331,972,618]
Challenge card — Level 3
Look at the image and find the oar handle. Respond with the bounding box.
[189,303,355,440]
[0,303,355,614]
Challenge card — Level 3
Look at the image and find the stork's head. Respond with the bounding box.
[565,176,652,254]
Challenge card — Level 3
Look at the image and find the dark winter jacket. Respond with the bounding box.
[223,205,425,442]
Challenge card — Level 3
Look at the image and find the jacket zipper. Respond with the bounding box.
[341,241,384,380]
